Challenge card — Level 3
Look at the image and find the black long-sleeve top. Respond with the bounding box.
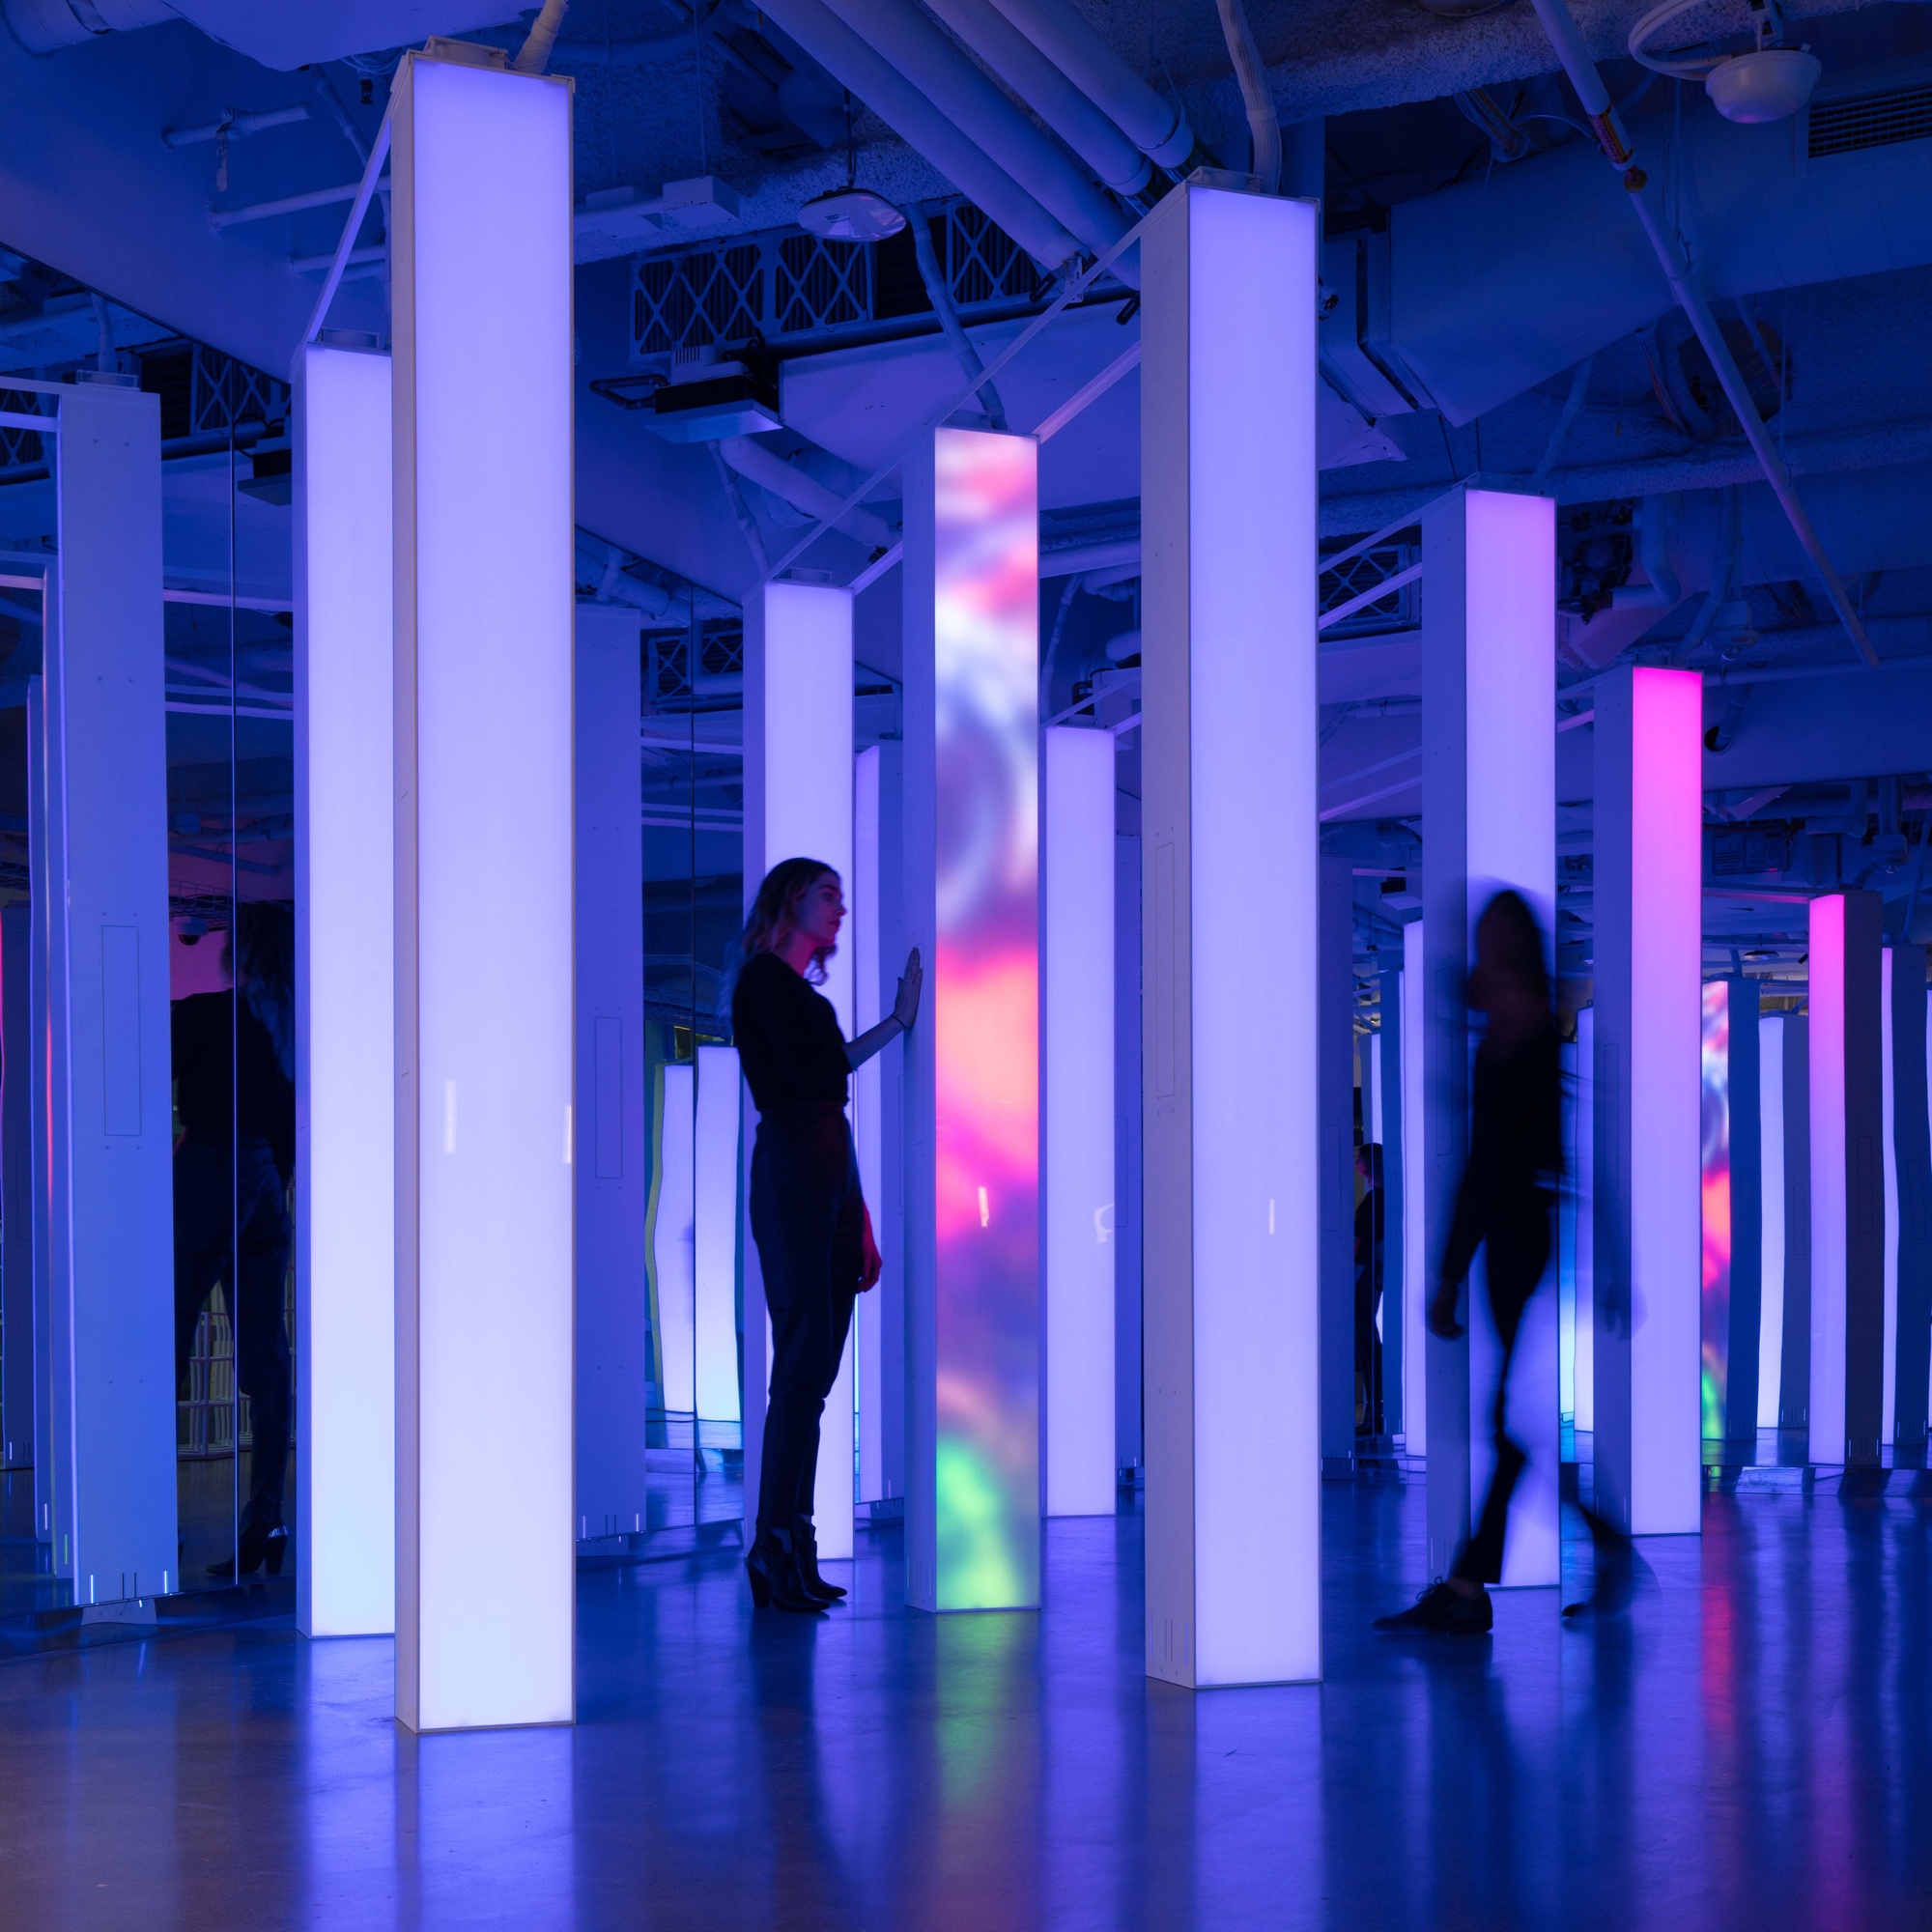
[730,951,850,1114]
[171,990,297,1184]
[1439,1022,1562,1289]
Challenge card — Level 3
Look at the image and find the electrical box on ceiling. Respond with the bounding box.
[644,347,781,442]
[574,177,742,260]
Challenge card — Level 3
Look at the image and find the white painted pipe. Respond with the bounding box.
[210,180,370,228]
[981,0,1193,167]
[719,437,897,553]
[920,0,1151,196]
[755,0,1082,271]
[818,0,1133,275]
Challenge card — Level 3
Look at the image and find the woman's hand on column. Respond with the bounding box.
[859,1204,883,1292]
[1427,1279,1465,1340]
[894,947,923,1032]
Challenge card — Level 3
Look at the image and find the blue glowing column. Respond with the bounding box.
[1593,666,1702,1538]
[903,426,1040,1613]
[32,380,176,1603]
[1043,724,1115,1516]
[1402,919,1427,1453]
[1421,485,1559,1583]
[1892,945,1932,1452]
[0,905,28,1471]
[1141,183,1320,1684]
[295,341,396,1634]
[1377,961,1404,1437]
[572,604,648,1540]
[1807,890,1886,1468]
[742,580,856,1559]
[391,48,576,1730]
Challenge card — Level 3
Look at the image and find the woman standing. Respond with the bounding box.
[728,857,921,1614]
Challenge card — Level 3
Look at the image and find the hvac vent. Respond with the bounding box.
[1807,83,1932,159]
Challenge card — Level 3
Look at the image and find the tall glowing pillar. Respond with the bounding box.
[741,580,855,1558]
[1,905,30,1472]
[1699,977,1761,1444]
[391,46,576,1731]
[1043,724,1115,1516]
[1892,944,1932,1451]
[1807,890,1885,1468]
[1572,1007,1596,1432]
[694,1043,742,1425]
[37,380,175,1605]
[1756,1012,1787,1429]
[296,340,397,1633]
[1593,665,1702,1537]
[1776,1014,1813,1432]
[903,425,1040,1613]
[1401,919,1426,1452]
[1420,485,1559,1583]
[1378,961,1405,1435]
[1141,183,1319,1683]
[573,603,647,1540]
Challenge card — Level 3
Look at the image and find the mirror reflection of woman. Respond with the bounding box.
[171,902,296,1578]
[726,858,921,1614]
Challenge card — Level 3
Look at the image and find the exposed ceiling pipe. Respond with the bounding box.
[1526,0,1877,668]
[1610,495,1683,611]
[1212,0,1280,191]
[816,0,1134,277]
[980,0,1194,169]
[920,0,1151,198]
[907,203,1009,429]
[513,0,568,73]
[706,446,772,576]
[719,436,897,553]
[1528,354,1592,488]
[4,0,178,53]
[754,0,1081,271]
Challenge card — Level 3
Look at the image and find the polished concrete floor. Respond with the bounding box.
[0,1479,1927,1930]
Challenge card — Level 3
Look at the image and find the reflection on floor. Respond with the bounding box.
[1,1477,1929,1928]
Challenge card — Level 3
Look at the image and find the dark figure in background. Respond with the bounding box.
[172,902,297,1579]
[1354,1143,1386,1436]
[729,858,922,1616]
[1377,891,1560,1636]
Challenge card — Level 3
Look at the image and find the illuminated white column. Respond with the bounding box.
[695,1043,742,1423]
[1141,182,1319,1683]
[295,340,396,1634]
[1807,890,1885,1468]
[26,676,51,1545]
[574,603,647,1538]
[391,46,575,1731]
[1318,854,1356,1470]
[741,580,855,1558]
[1573,1007,1596,1433]
[854,745,889,1504]
[1420,485,1558,1583]
[1401,920,1426,1452]
[1757,1013,1787,1429]
[1043,724,1115,1516]
[1592,666,1702,1536]
[39,381,175,1604]
[1376,963,1404,1435]
[1,905,30,1471]
[654,1065,696,1413]
[1892,947,1932,1453]
[903,426,1041,1614]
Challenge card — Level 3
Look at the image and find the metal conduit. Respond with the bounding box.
[921,0,1151,196]
[753,0,1082,271]
[818,0,1134,276]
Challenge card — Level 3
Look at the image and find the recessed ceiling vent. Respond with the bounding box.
[1807,83,1932,160]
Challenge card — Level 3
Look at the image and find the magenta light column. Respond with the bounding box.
[1141,181,1321,1686]
[1807,890,1886,1467]
[902,427,1040,1611]
[1420,485,1558,1585]
[1593,666,1703,1537]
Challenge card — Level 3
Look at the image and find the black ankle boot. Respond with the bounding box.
[791,1518,845,1603]
[745,1527,826,1614]
[209,1520,287,1580]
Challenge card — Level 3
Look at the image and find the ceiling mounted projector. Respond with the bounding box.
[1704,46,1822,124]
[1630,0,1822,126]
[797,187,906,244]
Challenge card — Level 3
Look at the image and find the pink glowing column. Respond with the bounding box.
[1592,666,1702,1537]
[1807,890,1886,1467]
[901,426,1040,1612]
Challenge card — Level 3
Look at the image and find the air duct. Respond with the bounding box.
[719,436,897,553]
[816,0,1135,275]
[980,0,1194,169]
[755,0,1082,271]
[921,0,1151,197]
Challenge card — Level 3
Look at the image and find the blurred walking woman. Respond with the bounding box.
[728,858,921,1614]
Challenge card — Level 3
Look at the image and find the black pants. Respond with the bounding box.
[749,1106,863,1544]
[1455,1189,1553,1585]
[174,1135,293,1531]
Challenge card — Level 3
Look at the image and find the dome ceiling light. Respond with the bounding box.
[797,185,907,243]
[1630,0,1821,126]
